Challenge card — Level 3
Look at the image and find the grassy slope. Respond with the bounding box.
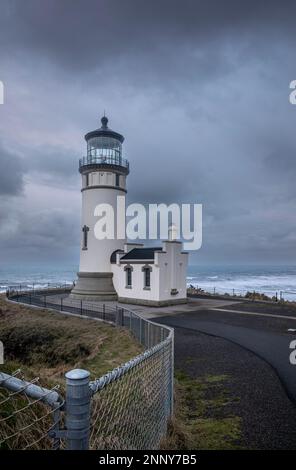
[0,296,143,450]
[0,295,142,384]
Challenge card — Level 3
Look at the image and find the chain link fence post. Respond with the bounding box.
[170,328,174,415]
[116,307,124,326]
[65,369,91,450]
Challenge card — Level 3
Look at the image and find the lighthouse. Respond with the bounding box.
[71,115,129,300]
[71,114,188,305]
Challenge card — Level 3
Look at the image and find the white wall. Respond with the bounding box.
[157,242,188,301]
[79,183,126,273]
[82,172,126,189]
[112,241,188,303]
[112,262,160,302]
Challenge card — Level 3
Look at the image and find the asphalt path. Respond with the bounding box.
[152,306,296,448]
[154,308,296,401]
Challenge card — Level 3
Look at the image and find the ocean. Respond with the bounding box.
[1,265,296,301]
[188,265,296,301]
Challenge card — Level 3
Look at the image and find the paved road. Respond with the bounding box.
[152,306,296,449]
[44,293,296,401]
[155,308,296,401]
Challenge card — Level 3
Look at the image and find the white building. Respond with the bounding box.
[71,116,188,306]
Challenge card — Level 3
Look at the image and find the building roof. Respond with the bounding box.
[110,249,124,264]
[119,247,163,262]
[84,115,125,143]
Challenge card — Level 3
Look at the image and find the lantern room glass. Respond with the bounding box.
[87,136,122,164]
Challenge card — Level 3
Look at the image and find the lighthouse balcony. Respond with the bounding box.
[79,155,129,174]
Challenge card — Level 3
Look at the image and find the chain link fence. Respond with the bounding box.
[0,370,63,450]
[1,288,174,450]
[89,310,173,450]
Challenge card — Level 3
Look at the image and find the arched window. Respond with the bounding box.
[124,265,133,288]
[142,265,152,289]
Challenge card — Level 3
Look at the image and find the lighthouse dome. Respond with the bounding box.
[84,115,124,143]
[79,115,129,173]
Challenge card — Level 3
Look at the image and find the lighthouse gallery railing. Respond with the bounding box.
[4,287,174,450]
[79,155,129,171]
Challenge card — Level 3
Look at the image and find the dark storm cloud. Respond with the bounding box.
[0,0,295,97]
[1,0,295,70]
[26,146,79,187]
[0,145,24,195]
[0,0,295,265]
[265,142,296,175]
[0,204,80,264]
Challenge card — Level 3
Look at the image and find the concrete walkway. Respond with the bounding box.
[212,306,296,322]
[115,297,240,319]
[44,294,240,319]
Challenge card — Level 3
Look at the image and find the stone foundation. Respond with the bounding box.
[70,272,118,301]
[118,296,188,307]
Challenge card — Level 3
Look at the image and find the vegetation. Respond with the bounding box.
[1,295,245,450]
[0,295,142,449]
[0,295,142,382]
[244,291,278,302]
[162,371,242,450]
[188,286,288,303]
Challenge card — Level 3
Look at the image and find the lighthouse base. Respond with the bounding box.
[70,272,118,301]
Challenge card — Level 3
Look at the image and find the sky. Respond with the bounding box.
[0,0,295,267]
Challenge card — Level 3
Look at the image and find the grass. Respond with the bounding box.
[0,295,142,382]
[1,295,244,450]
[0,295,143,449]
[161,370,242,450]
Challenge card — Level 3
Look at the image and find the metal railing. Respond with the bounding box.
[2,288,174,450]
[79,155,129,171]
[4,282,73,296]
[188,284,289,301]
[0,370,63,450]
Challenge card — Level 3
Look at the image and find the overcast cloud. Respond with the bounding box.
[0,0,295,266]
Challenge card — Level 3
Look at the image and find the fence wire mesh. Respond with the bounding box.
[0,370,63,450]
[5,288,174,450]
[89,335,173,450]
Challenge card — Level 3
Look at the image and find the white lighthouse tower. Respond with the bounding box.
[71,115,129,300]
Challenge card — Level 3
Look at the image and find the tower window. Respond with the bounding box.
[142,265,152,289]
[85,173,89,187]
[82,225,89,250]
[125,266,133,288]
[115,174,120,186]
